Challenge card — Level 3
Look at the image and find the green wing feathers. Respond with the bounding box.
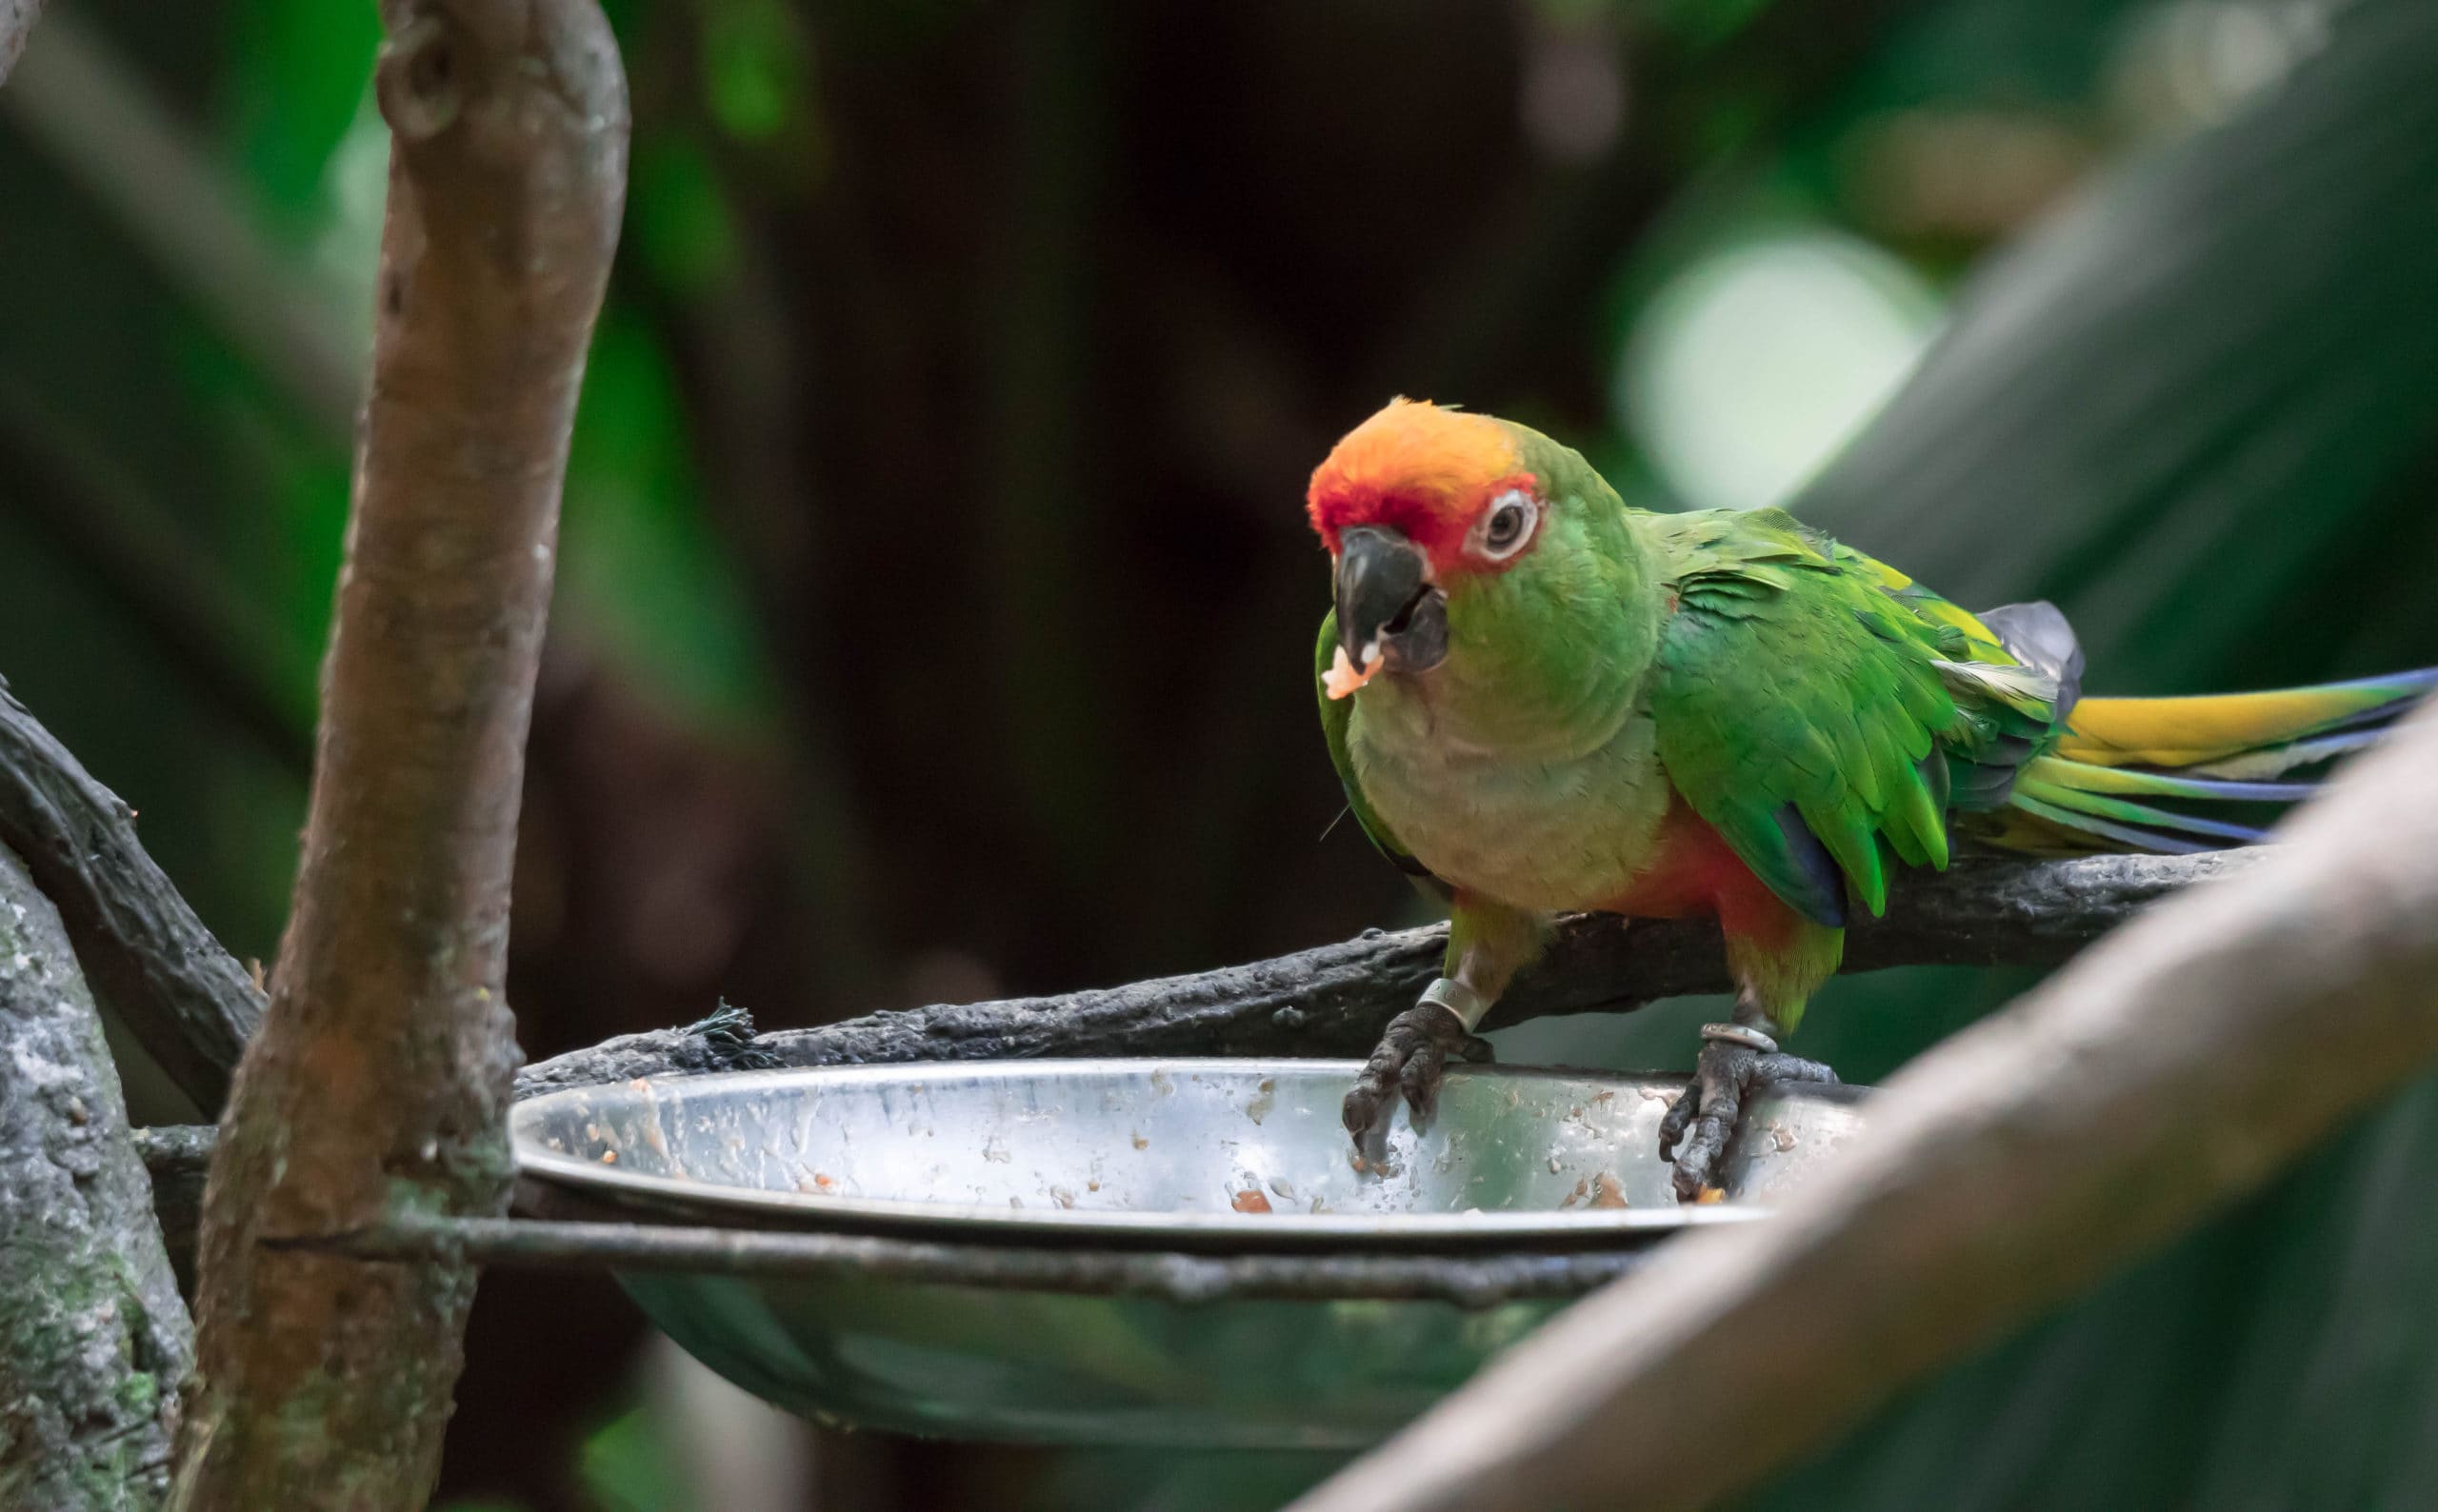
[1647,510,2068,926]
[1315,611,1451,898]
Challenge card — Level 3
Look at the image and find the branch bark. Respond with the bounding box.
[1289,698,2438,1512]
[0,844,191,1509]
[118,851,2261,1218]
[169,2,626,1505]
[676,849,2261,1071]
[0,679,262,1112]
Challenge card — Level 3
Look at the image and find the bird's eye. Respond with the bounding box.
[1477,491,1537,559]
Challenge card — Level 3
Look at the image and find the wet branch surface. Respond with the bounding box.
[1287,704,2438,1512]
[168,3,628,1506]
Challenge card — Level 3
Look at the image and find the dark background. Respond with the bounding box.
[5,0,2438,1506]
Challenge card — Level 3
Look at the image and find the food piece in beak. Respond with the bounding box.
[1333,526,1449,682]
[1325,644,1385,701]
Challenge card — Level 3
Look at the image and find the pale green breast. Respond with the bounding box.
[1344,682,1675,913]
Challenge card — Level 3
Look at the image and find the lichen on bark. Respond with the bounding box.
[0,844,191,1509]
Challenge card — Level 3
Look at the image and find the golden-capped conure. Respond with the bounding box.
[1310,398,2436,1199]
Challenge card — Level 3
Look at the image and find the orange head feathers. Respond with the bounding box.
[1306,399,1535,572]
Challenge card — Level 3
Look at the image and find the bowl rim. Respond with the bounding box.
[511,1059,1862,1252]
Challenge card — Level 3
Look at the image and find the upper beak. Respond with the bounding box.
[1334,526,1449,676]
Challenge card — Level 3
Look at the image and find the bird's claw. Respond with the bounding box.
[1343,1003,1495,1143]
[1658,1037,1837,1202]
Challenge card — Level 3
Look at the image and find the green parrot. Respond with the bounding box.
[1309,397,2436,1199]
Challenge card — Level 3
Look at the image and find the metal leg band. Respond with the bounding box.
[1700,1022,1779,1055]
[1418,977,1491,1032]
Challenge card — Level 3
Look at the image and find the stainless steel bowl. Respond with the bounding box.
[513,1060,1867,1447]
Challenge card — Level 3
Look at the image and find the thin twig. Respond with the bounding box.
[1288,699,2438,1512]
[265,1213,1688,1308]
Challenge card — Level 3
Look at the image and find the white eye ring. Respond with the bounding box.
[1473,489,1538,561]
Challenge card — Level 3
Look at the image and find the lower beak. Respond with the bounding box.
[1334,527,1449,676]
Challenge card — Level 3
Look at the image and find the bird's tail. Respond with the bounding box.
[1977,668,2438,856]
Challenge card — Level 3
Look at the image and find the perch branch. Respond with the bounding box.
[0,678,262,1111]
[658,849,2263,1071]
[0,844,191,1507]
[170,2,627,1505]
[1289,700,2438,1512]
[125,852,2257,1215]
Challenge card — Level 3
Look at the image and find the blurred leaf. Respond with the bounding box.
[701,0,809,144]
[220,0,380,231]
[631,133,744,300]
[1643,0,1781,55]
[561,308,780,736]
[575,1408,683,1512]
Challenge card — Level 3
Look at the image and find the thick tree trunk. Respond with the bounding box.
[0,846,190,1509]
[168,3,626,1506]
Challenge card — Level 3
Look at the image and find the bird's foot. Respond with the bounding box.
[1658,1024,1837,1202]
[1342,985,1495,1144]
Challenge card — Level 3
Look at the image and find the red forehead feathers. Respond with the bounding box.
[1307,399,1528,560]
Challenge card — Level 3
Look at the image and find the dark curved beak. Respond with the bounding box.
[1334,526,1449,676]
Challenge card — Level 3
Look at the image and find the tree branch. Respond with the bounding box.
[0,844,190,1509]
[132,851,2257,1219]
[0,678,262,1113]
[1288,702,2438,1512]
[170,1,627,1504]
[667,849,2261,1071]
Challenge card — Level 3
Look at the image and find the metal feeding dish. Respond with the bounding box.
[512,1060,1867,1448]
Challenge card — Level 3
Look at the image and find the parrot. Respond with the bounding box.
[1309,397,2438,1200]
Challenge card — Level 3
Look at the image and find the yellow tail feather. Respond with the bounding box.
[2059,675,2431,768]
